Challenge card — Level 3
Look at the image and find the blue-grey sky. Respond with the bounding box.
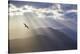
[9,1,77,41]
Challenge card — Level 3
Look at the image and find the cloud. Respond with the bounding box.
[9,4,36,16]
[65,9,77,14]
[9,3,70,20]
[9,4,64,20]
[9,4,18,12]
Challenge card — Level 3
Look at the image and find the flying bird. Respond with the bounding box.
[24,23,29,29]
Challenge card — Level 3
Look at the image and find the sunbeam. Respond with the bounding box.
[8,1,77,53]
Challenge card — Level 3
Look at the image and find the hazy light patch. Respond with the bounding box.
[9,15,35,40]
[9,12,14,16]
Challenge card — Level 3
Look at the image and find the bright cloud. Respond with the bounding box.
[9,4,18,12]
[65,9,77,14]
[8,3,66,20]
[9,4,23,16]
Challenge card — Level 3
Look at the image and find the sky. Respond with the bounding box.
[8,1,77,40]
[8,1,77,19]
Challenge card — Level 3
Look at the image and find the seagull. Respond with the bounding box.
[24,23,29,29]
